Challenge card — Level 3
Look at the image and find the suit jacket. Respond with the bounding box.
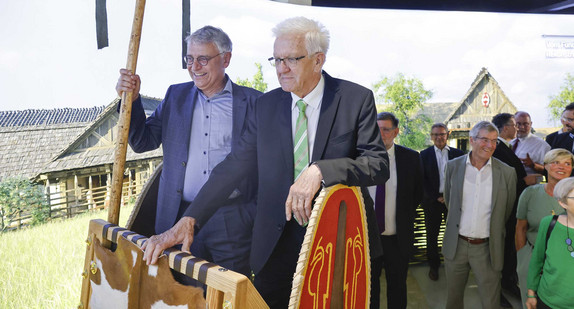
[492,139,527,200]
[442,155,516,271]
[392,144,424,258]
[549,130,573,151]
[187,71,389,274]
[545,130,560,147]
[420,145,464,205]
[126,80,262,234]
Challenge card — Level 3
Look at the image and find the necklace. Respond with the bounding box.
[567,215,574,258]
[545,185,559,216]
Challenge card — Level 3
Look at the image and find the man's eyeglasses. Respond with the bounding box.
[379,127,396,133]
[431,133,447,137]
[563,117,574,123]
[515,122,531,127]
[268,55,306,68]
[184,52,225,66]
[474,137,498,145]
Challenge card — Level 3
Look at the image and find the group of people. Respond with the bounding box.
[114,15,574,309]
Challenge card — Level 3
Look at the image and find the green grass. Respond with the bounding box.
[0,206,134,308]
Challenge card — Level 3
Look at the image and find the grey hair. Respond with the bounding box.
[272,17,330,55]
[553,177,574,204]
[185,25,232,53]
[544,148,574,165]
[431,123,448,132]
[469,121,499,138]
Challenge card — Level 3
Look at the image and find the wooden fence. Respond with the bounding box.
[1,181,143,231]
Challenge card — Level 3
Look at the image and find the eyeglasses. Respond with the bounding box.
[562,117,574,123]
[474,137,498,145]
[184,52,225,66]
[431,133,447,137]
[268,55,306,68]
[515,122,531,127]
[379,127,397,133]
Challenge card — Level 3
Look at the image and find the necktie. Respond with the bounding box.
[512,139,519,152]
[375,184,385,233]
[293,99,309,180]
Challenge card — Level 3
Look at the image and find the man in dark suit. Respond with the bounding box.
[546,102,574,147]
[141,17,389,308]
[420,123,464,281]
[443,121,516,309]
[370,112,423,309]
[115,26,261,278]
[491,113,534,306]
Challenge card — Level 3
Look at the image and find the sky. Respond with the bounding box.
[0,0,573,128]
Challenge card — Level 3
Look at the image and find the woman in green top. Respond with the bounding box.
[526,177,574,309]
[516,149,573,308]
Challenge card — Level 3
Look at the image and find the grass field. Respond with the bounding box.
[0,206,134,308]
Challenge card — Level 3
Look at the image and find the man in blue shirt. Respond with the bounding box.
[115,25,261,278]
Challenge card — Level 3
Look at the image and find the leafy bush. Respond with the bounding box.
[0,177,50,230]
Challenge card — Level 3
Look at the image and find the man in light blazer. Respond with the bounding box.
[442,121,516,309]
[420,123,464,281]
[141,17,389,308]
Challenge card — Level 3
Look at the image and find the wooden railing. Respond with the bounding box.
[1,181,144,231]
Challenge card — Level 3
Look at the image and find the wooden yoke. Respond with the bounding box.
[80,219,268,309]
[108,0,146,226]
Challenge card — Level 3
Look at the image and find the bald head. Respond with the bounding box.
[515,111,532,138]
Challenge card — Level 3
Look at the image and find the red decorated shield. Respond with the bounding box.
[289,185,370,309]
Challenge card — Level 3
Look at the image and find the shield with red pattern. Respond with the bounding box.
[289,185,370,309]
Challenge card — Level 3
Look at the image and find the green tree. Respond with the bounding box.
[236,62,268,93]
[547,73,574,121]
[373,73,433,150]
[0,177,49,230]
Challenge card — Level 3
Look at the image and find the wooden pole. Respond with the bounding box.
[108,0,146,225]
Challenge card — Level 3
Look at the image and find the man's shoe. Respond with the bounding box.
[428,268,439,281]
[500,293,512,308]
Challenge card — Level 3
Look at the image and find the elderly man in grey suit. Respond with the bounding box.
[443,121,517,309]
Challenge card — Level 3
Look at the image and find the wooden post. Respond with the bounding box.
[108,0,146,226]
[88,175,93,210]
[45,179,51,218]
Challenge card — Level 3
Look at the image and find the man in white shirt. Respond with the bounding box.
[512,111,550,183]
[442,121,516,309]
[421,123,464,281]
[370,112,423,309]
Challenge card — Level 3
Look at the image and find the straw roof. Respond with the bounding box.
[0,96,162,182]
[40,96,163,176]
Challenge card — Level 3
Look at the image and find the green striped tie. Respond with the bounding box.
[294,99,309,180]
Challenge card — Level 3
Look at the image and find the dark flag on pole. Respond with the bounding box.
[95,0,109,49]
[182,0,191,69]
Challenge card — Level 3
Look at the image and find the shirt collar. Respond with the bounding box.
[498,136,510,147]
[434,145,450,153]
[387,143,396,157]
[291,74,325,111]
[198,75,232,99]
[517,132,531,142]
[466,153,492,169]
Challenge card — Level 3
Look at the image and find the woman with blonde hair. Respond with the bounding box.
[526,177,574,308]
[515,148,573,307]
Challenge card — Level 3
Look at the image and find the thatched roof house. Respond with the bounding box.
[0,107,105,181]
[0,96,163,210]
